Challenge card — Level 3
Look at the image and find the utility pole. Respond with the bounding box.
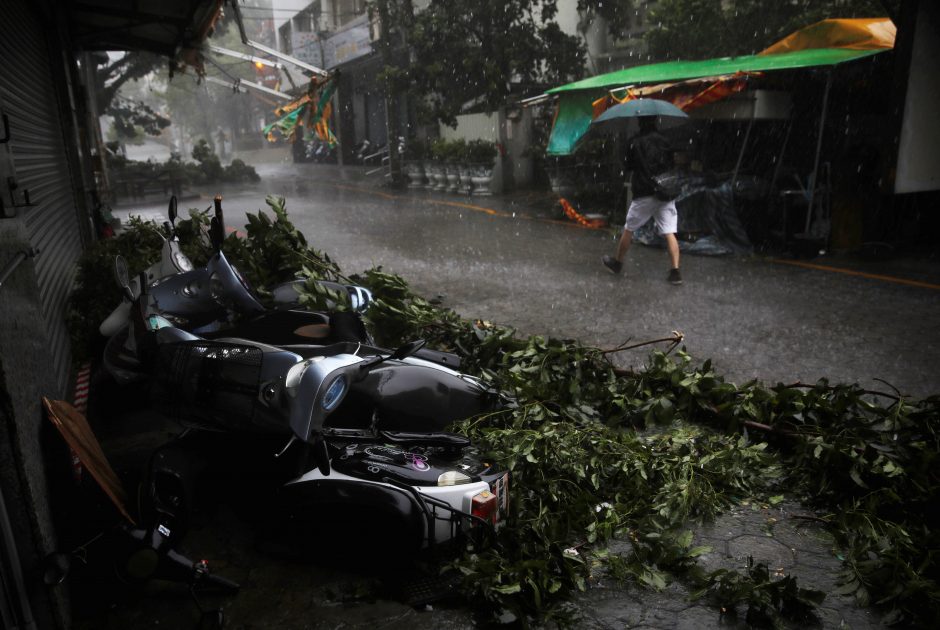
[375,0,402,187]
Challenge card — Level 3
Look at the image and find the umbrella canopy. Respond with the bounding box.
[589,98,690,135]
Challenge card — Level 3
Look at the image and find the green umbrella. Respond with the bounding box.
[590,98,690,135]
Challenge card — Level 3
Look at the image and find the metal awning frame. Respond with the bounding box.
[202,75,292,101]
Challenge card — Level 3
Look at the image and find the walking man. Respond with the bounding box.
[602,117,682,284]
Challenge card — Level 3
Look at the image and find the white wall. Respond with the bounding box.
[895,2,940,194]
[439,112,499,143]
[439,109,537,190]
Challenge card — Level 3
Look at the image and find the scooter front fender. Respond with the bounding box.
[100,301,131,337]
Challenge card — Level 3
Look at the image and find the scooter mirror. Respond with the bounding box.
[391,338,427,360]
[167,195,178,227]
[42,552,71,586]
[114,255,134,301]
[209,195,225,251]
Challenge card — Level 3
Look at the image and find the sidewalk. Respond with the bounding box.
[578,500,882,629]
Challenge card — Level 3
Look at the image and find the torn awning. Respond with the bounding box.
[263,75,338,146]
[68,0,224,58]
[547,47,886,96]
[546,47,889,155]
[760,18,896,55]
[591,73,753,120]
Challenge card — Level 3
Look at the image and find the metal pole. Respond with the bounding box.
[805,70,832,234]
[207,45,281,69]
[768,107,795,195]
[202,75,292,101]
[244,39,329,78]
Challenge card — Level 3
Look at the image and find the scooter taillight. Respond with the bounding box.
[471,490,498,525]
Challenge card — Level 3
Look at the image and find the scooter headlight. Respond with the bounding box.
[322,374,347,411]
[173,251,193,272]
[438,470,473,486]
[285,358,321,398]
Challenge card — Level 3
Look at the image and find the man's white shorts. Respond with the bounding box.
[624,195,678,234]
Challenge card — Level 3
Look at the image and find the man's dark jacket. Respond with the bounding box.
[625,130,673,198]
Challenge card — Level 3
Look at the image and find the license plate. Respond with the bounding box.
[491,473,510,525]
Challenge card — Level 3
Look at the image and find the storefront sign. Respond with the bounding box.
[324,14,372,68]
[291,30,323,68]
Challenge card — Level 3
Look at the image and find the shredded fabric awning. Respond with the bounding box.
[760,18,895,55]
[590,72,754,121]
[263,76,338,146]
[545,17,895,155]
[68,0,225,74]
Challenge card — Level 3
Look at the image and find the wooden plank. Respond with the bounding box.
[42,398,135,524]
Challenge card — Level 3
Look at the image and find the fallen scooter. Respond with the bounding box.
[98,273,511,561]
[107,248,506,436]
[100,197,385,383]
[47,277,511,623]
[104,255,511,543]
[101,196,373,336]
[142,325,510,549]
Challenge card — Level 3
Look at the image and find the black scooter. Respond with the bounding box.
[49,275,511,626]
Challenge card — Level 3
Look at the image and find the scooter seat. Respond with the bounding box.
[155,327,201,344]
[378,431,471,449]
[210,337,288,354]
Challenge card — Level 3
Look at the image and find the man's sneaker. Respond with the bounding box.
[668,268,683,285]
[602,255,622,274]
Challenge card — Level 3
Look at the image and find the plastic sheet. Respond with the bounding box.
[632,181,753,256]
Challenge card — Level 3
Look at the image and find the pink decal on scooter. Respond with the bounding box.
[405,453,429,471]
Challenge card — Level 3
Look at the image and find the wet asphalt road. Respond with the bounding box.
[120,160,940,399]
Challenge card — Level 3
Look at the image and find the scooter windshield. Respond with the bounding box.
[286,354,364,442]
[206,252,266,317]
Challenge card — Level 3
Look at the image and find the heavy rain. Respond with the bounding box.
[0,1,937,629]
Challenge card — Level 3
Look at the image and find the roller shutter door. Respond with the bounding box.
[0,1,85,393]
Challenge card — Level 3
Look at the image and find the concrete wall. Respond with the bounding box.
[439,112,503,193]
[894,1,940,193]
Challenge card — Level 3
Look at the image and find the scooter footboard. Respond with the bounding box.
[278,476,427,551]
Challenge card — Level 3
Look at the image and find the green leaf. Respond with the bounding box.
[848,467,869,489]
[688,546,712,558]
[493,583,521,594]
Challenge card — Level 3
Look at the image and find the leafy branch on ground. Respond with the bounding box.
[349,222,939,627]
[68,198,940,627]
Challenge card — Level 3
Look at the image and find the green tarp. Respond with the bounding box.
[547,91,598,158]
[545,47,887,155]
[547,47,884,94]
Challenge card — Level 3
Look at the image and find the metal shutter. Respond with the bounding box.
[0,1,85,393]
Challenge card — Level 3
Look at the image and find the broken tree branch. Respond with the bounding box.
[600,330,684,355]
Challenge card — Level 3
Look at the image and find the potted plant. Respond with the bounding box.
[467,139,498,196]
[445,138,466,193]
[402,138,427,189]
[429,139,449,191]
